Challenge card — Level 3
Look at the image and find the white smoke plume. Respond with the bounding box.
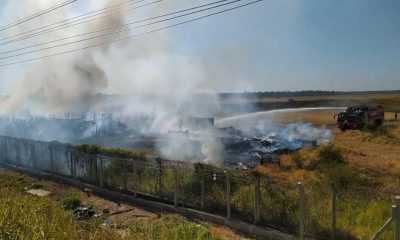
[0,1,332,165]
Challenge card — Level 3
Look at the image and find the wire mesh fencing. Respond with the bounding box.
[335,187,394,240]
[230,172,255,223]
[3,135,397,239]
[260,179,300,234]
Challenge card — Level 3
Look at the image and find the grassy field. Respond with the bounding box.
[262,109,400,193]
[266,109,397,126]
[256,107,400,239]
[0,169,245,240]
[220,92,400,115]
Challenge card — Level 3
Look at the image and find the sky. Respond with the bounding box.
[0,0,399,95]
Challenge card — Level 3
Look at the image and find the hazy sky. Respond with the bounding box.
[0,0,399,94]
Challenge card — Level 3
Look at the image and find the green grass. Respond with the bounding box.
[305,188,393,239]
[126,215,219,240]
[62,194,81,210]
[75,144,146,160]
[0,171,222,240]
[0,188,117,240]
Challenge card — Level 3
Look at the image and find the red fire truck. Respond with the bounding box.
[334,105,384,131]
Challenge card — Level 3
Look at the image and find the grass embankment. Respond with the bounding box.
[0,170,221,240]
[257,122,400,239]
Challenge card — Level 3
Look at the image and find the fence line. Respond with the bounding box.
[0,135,399,240]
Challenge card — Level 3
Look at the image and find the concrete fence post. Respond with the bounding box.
[0,138,3,163]
[3,138,7,163]
[201,168,205,209]
[133,159,138,198]
[225,171,231,220]
[298,182,305,240]
[331,184,337,240]
[69,152,74,178]
[173,165,178,207]
[254,176,261,224]
[395,196,400,240]
[49,147,54,175]
[29,145,36,171]
[157,158,163,199]
[72,152,77,179]
[97,155,103,188]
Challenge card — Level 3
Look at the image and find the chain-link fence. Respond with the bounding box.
[0,135,397,240]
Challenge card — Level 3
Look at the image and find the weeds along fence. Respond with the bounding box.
[0,135,399,240]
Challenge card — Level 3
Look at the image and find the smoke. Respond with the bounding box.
[216,109,333,147]
[0,0,128,114]
[0,1,332,166]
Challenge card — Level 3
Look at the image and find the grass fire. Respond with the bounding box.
[0,1,400,240]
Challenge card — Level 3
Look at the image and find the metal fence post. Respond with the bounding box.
[173,165,178,207]
[332,184,337,240]
[225,171,231,220]
[254,176,261,224]
[97,155,103,188]
[371,205,396,240]
[133,159,138,198]
[395,196,400,240]
[298,182,305,240]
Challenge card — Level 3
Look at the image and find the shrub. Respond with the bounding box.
[324,165,359,189]
[363,123,392,138]
[291,151,304,169]
[309,143,345,170]
[103,159,134,190]
[75,144,146,160]
[62,194,81,210]
[363,122,380,132]
[318,143,344,164]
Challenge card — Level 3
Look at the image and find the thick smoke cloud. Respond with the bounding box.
[0,1,333,165]
[0,0,127,114]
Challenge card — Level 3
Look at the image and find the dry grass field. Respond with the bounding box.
[256,93,400,104]
[220,92,400,114]
[255,105,400,239]
[269,109,397,126]
[258,107,400,193]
